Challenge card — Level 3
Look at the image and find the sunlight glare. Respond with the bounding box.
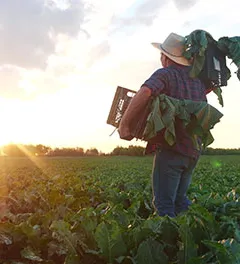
[0,100,30,146]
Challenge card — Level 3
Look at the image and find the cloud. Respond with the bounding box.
[0,0,85,69]
[20,70,66,96]
[173,0,197,10]
[86,41,111,67]
[111,0,168,28]
[0,0,199,100]
[0,66,24,98]
[0,65,67,100]
[110,0,198,31]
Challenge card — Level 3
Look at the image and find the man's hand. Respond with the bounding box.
[117,86,151,141]
[118,123,134,141]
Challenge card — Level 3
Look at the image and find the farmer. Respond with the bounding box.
[118,32,214,217]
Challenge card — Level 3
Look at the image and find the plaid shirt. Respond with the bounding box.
[142,63,207,159]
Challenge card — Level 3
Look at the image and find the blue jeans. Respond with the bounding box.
[152,149,198,217]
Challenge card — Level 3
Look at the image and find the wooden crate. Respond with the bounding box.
[107,86,150,139]
[107,86,136,128]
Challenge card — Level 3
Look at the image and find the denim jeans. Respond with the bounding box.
[152,149,199,217]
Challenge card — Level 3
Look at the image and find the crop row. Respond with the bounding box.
[0,156,240,263]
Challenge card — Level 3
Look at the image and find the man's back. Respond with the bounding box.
[143,63,207,158]
[143,64,207,101]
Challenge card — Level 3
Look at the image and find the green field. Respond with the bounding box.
[0,155,240,263]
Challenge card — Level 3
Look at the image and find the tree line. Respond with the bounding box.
[0,144,100,157]
[111,146,240,156]
[202,147,240,155]
[0,144,240,157]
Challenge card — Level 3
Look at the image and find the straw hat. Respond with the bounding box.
[152,33,191,66]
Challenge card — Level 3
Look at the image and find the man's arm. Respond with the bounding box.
[118,86,152,140]
[205,85,220,94]
[205,87,215,94]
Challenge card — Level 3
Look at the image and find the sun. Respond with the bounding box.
[0,118,14,147]
[0,129,12,147]
[0,99,28,147]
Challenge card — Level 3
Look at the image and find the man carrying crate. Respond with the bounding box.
[118,32,219,217]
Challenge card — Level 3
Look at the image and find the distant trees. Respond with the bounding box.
[2,144,25,157]
[2,144,51,157]
[1,144,89,157]
[85,148,99,156]
[1,144,240,157]
[47,147,85,157]
[35,144,51,155]
[111,145,145,156]
[110,146,240,156]
[202,147,240,155]
[0,144,147,157]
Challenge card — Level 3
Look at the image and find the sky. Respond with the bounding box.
[0,0,240,153]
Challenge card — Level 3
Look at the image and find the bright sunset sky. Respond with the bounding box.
[0,0,240,153]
